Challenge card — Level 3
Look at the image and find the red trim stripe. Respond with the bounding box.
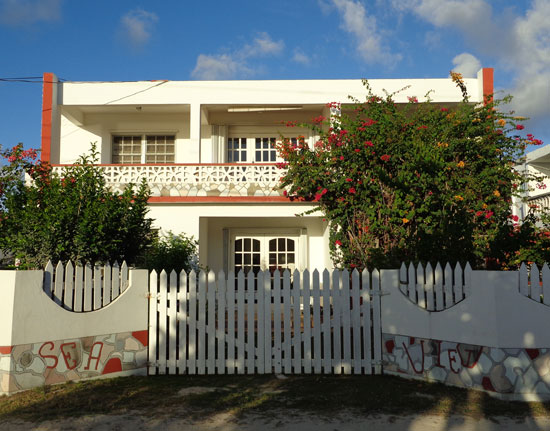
[41,72,54,163]
[0,346,14,355]
[482,68,494,105]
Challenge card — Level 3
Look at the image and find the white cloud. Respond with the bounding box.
[391,0,550,137]
[0,0,61,26]
[119,8,158,50]
[452,53,481,78]
[191,32,284,80]
[292,49,311,65]
[328,0,402,66]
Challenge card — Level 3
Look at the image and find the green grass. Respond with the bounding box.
[1,374,549,423]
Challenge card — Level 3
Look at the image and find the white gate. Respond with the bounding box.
[148,269,382,375]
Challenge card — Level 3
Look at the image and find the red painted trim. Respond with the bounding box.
[41,73,54,163]
[51,163,280,168]
[132,330,148,347]
[482,68,493,105]
[0,346,14,355]
[148,196,305,203]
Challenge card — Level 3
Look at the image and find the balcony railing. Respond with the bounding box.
[53,163,286,197]
[527,192,550,215]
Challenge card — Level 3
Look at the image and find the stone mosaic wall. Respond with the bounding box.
[0,330,148,395]
[382,333,550,399]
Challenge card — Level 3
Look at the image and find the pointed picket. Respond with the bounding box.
[361,268,372,374]
[434,262,444,311]
[102,263,112,306]
[120,261,128,292]
[282,269,292,374]
[399,262,407,294]
[112,261,121,299]
[263,269,272,374]
[460,263,470,299]
[351,269,361,374]
[177,270,188,374]
[453,262,464,302]
[302,269,312,374]
[207,271,216,375]
[312,270,322,374]
[531,264,541,301]
[341,269,352,375]
[444,263,453,308]
[543,264,550,306]
[157,270,168,375]
[408,263,416,303]
[83,263,93,312]
[273,270,283,374]
[425,262,434,311]
[225,270,235,374]
[322,269,332,374]
[188,270,197,375]
[74,263,84,312]
[197,271,207,375]
[332,269,342,374]
[44,261,54,298]
[168,270,178,374]
[236,270,245,374]
[292,269,302,373]
[256,271,265,374]
[93,264,102,310]
[217,270,227,374]
[519,263,529,297]
[246,270,255,374]
[416,263,426,309]
[53,261,64,306]
[148,270,158,375]
[371,269,382,374]
[63,261,74,311]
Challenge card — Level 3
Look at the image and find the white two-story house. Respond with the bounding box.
[40,69,494,273]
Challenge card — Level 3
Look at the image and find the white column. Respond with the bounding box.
[189,103,201,163]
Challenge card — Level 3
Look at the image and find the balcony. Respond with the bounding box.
[54,164,286,197]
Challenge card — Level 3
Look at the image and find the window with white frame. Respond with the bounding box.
[112,134,175,164]
[225,126,311,163]
[229,229,306,275]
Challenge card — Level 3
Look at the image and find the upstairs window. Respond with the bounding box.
[112,134,175,164]
[227,136,297,163]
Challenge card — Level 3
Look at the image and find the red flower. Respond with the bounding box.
[321,188,328,195]
[380,154,390,162]
[354,148,360,153]
[283,190,288,197]
[335,240,342,246]
[441,108,448,112]
[511,215,519,222]
[348,187,356,194]
[340,156,345,161]
[345,178,352,182]
[476,211,484,217]
[485,211,494,219]
[516,124,524,130]
[364,141,373,147]
[417,125,428,130]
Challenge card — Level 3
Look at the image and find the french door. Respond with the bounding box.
[231,234,300,276]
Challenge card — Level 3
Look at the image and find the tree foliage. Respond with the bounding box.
[0,144,153,268]
[277,73,545,269]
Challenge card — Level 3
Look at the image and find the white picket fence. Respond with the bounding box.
[43,261,129,312]
[519,263,550,306]
[399,262,472,310]
[148,268,382,376]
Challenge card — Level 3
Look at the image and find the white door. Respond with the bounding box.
[232,234,299,275]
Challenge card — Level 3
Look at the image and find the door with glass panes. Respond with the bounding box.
[231,234,300,275]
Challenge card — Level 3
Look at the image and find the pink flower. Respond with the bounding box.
[345,178,352,182]
[512,215,519,222]
[476,211,484,217]
[354,148,360,153]
[348,187,356,194]
[364,141,373,147]
[516,124,524,130]
[441,108,448,112]
[340,156,345,161]
[283,190,288,197]
[408,96,418,103]
[485,211,494,219]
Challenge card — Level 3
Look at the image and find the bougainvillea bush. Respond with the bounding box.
[278,74,545,270]
[0,144,153,268]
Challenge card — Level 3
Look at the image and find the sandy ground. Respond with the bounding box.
[2,411,550,431]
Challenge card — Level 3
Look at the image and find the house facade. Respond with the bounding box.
[41,69,494,273]
[517,145,550,221]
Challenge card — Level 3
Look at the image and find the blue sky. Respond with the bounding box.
[1,0,549,156]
